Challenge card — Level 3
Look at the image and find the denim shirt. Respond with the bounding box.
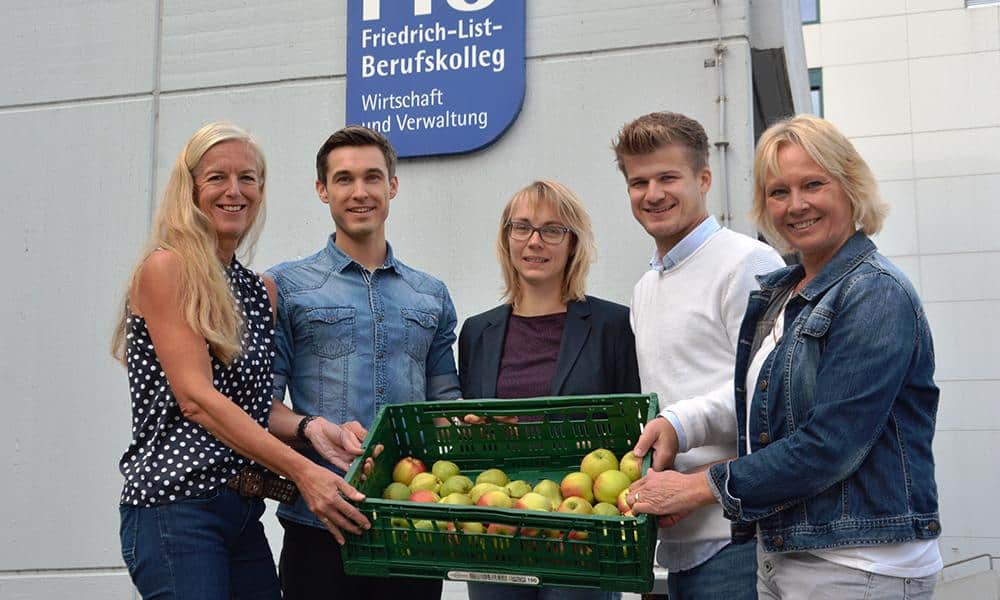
[267,235,461,527]
[708,232,941,552]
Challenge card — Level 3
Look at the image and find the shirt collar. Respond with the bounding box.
[755,230,876,299]
[324,233,398,273]
[649,215,721,272]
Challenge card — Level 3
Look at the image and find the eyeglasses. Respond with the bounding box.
[506,220,572,245]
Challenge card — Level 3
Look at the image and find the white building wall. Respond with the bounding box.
[0,1,805,598]
[803,0,1000,570]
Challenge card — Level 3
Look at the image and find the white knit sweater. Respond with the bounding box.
[630,227,784,570]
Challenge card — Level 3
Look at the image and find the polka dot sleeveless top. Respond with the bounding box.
[118,259,274,507]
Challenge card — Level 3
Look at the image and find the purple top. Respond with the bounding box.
[496,312,567,399]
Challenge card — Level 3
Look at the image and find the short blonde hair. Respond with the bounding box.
[497,181,596,305]
[752,114,887,250]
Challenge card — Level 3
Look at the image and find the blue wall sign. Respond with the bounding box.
[346,0,526,158]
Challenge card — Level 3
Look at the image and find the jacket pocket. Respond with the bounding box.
[305,307,356,359]
[402,308,437,361]
[799,308,832,339]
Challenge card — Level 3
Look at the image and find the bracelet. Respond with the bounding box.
[296,415,319,445]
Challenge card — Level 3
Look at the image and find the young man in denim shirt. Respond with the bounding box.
[265,126,461,600]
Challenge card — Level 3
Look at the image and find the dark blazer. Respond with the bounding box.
[458,295,640,399]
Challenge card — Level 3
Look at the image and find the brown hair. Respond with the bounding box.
[612,112,710,175]
[316,125,398,182]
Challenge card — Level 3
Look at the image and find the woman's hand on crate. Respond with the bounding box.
[296,465,371,545]
[632,415,679,471]
[627,469,715,525]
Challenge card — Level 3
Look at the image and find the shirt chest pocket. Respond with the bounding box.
[787,308,831,420]
[401,308,437,361]
[305,307,356,359]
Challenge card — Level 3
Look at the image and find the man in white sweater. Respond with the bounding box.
[613,112,784,599]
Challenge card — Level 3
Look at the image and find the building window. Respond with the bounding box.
[809,68,823,117]
[966,0,999,6]
[801,0,820,24]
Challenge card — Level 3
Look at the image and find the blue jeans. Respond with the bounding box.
[467,582,620,600]
[667,541,757,600]
[119,486,280,600]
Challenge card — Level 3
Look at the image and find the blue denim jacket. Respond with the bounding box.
[267,235,460,527]
[708,232,941,552]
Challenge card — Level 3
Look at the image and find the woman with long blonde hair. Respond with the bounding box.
[114,122,370,599]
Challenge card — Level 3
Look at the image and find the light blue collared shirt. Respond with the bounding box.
[649,214,722,273]
[647,215,722,452]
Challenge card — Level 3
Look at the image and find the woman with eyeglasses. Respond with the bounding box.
[458,180,640,600]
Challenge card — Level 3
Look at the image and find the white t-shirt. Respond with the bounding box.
[745,299,942,578]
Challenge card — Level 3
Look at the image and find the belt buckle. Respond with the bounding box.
[239,469,264,497]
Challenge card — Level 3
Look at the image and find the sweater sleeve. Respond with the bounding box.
[666,246,785,450]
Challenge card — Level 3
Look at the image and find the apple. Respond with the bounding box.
[617,489,631,514]
[434,520,457,532]
[568,530,589,541]
[593,502,620,516]
[477,490,513,508]
[431,460,461,482]
[619,451,642,482]
[580,448,619,482]
[439,474,473,497]
[439,493,474,505]
[409,472,441,493]
[469,482,503,504]
[505,480,533,499]
[389,516,410,528]
[460,521,486,534]
[560,472,594,503]
[392,457,426,485]
[486,523,517,536]
[533,479,562,504]
[408,489,440,503]
[513,504,548,538]
[382,482,411,500]
[514,492,552,512]
[557,496,593,515]
[476,468,509,487]
[413,519,434,530]
[594,470,632,504]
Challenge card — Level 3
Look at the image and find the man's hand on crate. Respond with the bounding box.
[303,417,366,471]
[462,414,519,425]
[632,415,679,471]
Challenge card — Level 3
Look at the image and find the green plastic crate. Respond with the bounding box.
[342,393,660,593]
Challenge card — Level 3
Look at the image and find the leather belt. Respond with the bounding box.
[226,466,300,504]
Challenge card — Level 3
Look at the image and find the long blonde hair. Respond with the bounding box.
[112,122,267,365]
[496,180,596,305]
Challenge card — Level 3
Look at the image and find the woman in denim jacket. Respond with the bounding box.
[625,115,941,598]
